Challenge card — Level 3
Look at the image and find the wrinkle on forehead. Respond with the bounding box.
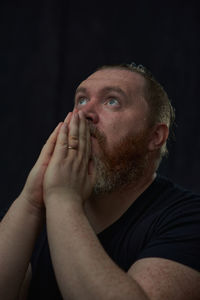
[80,69,147,101]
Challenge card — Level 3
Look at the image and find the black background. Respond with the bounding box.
[1,0,200,209]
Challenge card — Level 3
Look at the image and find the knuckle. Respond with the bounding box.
[68,137,79,148]
[58,141,68,149]
[69,135,78,141]
[60,140,68,146]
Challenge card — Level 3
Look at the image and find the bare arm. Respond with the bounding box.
[128,257,200,300]
[0,121,62,299]
[19,264,32,300]
[0,199,42,300]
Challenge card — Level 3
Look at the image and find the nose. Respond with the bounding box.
[78,101,99,124]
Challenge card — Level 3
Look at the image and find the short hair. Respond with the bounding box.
[96,62,175,158]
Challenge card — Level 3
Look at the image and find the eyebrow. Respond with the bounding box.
[75,86,127,99]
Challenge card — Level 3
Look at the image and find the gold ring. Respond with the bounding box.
[67,146,78,150]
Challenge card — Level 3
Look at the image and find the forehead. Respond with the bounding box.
[77,69,146,97]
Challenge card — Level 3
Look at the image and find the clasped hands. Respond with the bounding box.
[20,110,96,215]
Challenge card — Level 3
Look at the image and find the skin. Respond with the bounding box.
[74,69,150,153]
[74,69,167,232]
[0,122,62,299]
[0,68,200,299]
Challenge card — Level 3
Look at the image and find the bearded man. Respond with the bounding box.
[0,63,200,300]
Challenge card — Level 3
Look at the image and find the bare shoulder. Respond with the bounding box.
[19,264,32,300]
[128,257,200,300]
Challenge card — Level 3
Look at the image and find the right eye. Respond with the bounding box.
[77,98,88,106]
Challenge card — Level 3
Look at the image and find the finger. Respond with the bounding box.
[51,122,68,162]
[86,118,91,165]
[87,123,96,182]
[77,110,87,163]
[64,112,72,125]
[37,122,62,165]
[68,111,79,153]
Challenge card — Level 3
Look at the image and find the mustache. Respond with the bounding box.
[88,123,106,144]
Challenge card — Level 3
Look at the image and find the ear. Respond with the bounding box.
[148,123,169,151]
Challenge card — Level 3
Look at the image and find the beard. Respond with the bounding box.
[89,123,151,197]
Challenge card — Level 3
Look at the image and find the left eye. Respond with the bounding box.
[106,98,119,106]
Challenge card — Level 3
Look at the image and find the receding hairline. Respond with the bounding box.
[85,66,148,100]
[89,66,147,85]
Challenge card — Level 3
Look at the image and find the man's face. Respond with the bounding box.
[74,68,152,195]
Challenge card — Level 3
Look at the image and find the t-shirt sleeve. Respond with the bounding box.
[137,195,200,272]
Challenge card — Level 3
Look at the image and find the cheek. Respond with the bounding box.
[104,129,123,152]
[104,120,127,148]
[104,115,122,134]
[98,114,135,151]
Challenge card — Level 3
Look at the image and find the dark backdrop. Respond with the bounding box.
[1,0,200,209]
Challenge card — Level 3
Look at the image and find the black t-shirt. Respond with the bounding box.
[1,175,200,299]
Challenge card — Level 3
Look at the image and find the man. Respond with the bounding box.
[0,63,200,299]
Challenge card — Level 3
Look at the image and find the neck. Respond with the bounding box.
[84,172,157,234]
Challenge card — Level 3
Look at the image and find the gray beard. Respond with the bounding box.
[92,155,121,196]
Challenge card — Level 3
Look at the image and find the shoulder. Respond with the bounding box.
[132,174,200,234]
[135,175,200,272]
[147,174,200,213]
[153,175,200,222]
[128,177,200,299]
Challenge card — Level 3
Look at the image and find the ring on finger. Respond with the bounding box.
[67,145,78,150]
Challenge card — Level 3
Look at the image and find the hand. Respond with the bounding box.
[43,110,96,206]
[19,121,64,212]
